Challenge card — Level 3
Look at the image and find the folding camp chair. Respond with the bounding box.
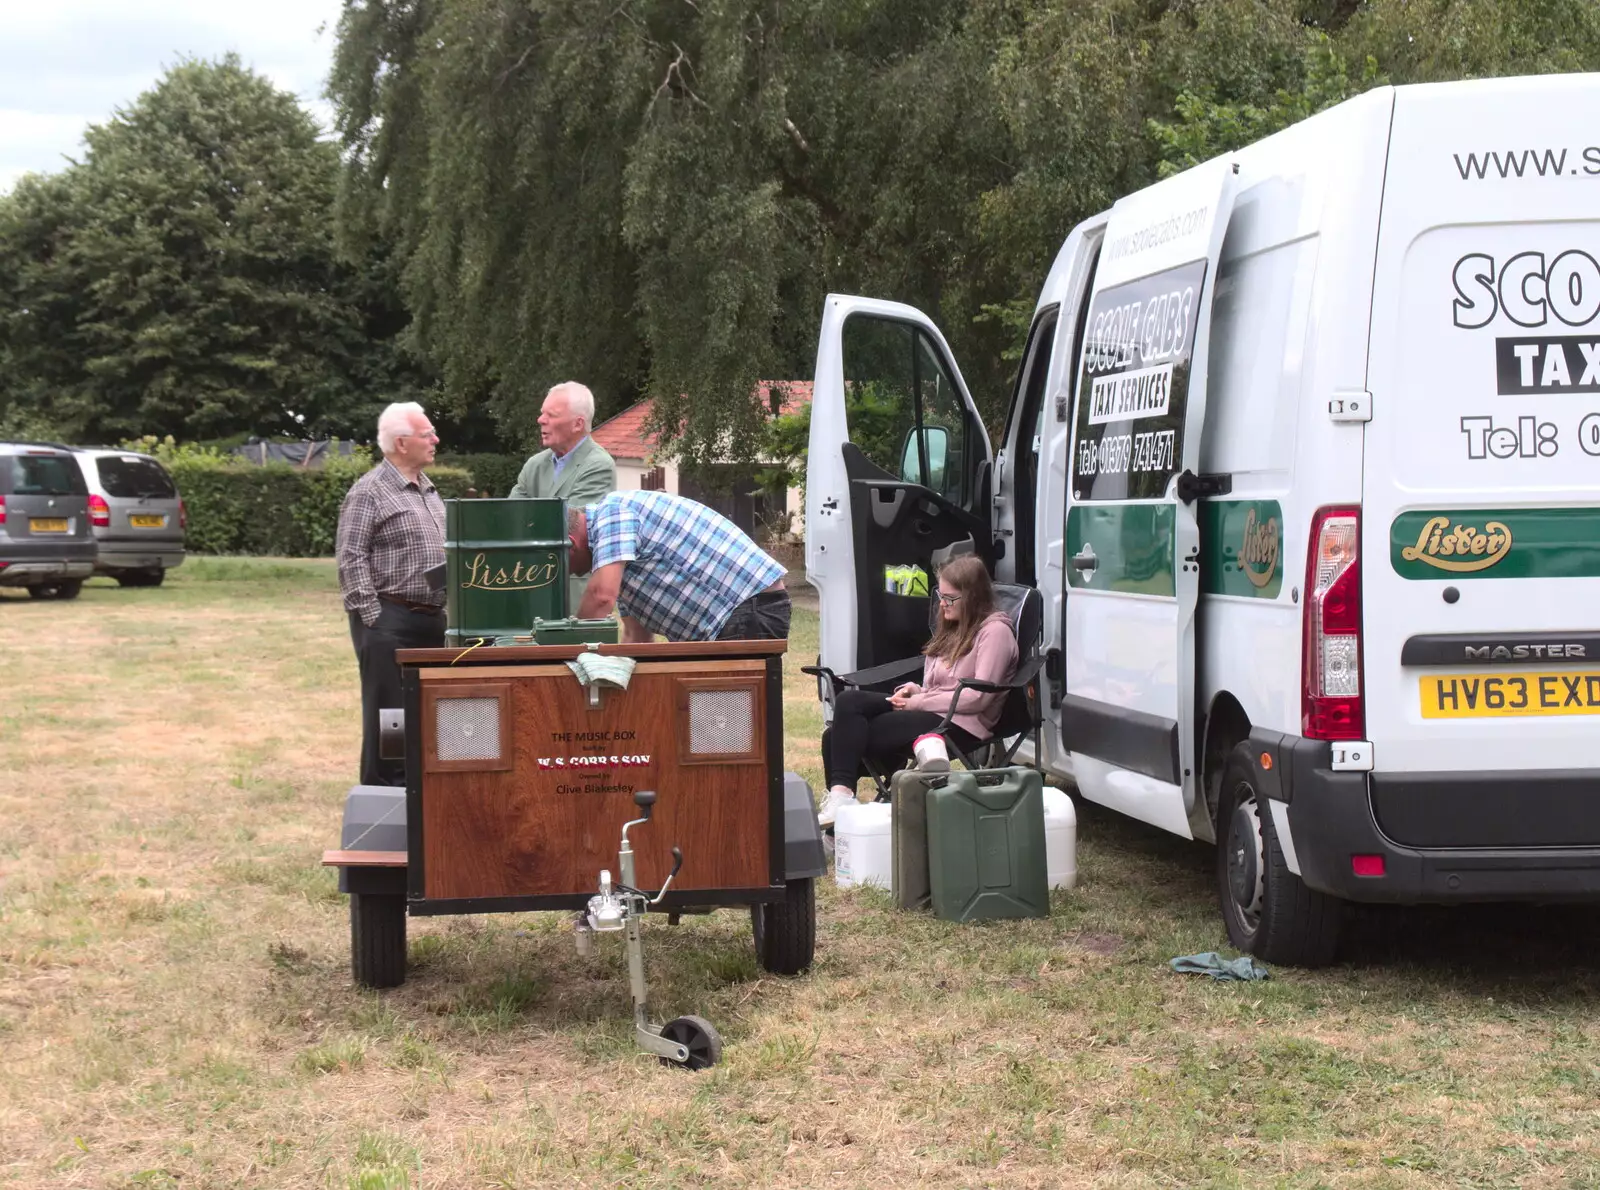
[805,583,1044,802]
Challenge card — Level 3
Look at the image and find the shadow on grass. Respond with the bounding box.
[1071,793,1600,997]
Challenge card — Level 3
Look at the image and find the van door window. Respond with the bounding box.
[1003,309,1060,583]
[841,315,972,507]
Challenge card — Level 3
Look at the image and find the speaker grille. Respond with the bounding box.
[687,688,755,755]
[435,696,502,762]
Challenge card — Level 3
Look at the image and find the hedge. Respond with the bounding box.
[437,452,526,499]
[126,438,474,556]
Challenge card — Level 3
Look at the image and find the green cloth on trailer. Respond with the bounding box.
[566,653,636,690]
[1169,952,1270,981]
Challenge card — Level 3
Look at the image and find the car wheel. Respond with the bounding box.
[1216,742,1343,968]
[116,569,164,588]
[28,580,82,601]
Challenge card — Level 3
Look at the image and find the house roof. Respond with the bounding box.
[590,381,812,462]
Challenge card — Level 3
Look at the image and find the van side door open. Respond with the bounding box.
[807,297,993,674]
[1059,158,1238,838]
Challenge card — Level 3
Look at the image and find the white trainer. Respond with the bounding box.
[817,787,856,828]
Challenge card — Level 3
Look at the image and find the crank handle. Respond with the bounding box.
[649,847,684,905]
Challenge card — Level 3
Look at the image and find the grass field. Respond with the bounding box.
[3,558,1599,1189]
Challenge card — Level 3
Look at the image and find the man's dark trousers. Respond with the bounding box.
[350,602,446,786]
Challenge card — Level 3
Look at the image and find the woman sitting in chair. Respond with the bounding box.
[818,554,1019,826]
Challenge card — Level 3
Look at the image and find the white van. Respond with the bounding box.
[805,73,1600,965]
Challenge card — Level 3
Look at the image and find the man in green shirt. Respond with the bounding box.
[508,381,618,614]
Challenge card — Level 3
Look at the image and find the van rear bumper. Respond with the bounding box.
[1261,735,1600,903]
[0,559,95,586]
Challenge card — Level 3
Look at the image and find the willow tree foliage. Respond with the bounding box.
[330,0,1600,463]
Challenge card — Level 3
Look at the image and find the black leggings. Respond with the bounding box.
[823,687,981,790]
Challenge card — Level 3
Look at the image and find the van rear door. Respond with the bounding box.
[1059,157,1237,838]
[1363,75,1600,847]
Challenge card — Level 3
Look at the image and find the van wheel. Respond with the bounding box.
[28,580,82,601]
[1216,743,1342,967]
[117,569,164,588]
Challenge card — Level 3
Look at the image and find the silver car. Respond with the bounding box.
[0,442,96,600]
[74,448,186,586]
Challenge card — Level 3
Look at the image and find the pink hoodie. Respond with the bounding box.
[904,611,1018,738]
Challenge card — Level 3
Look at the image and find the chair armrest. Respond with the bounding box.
[834,654,924,691]
[932,655,1047,732]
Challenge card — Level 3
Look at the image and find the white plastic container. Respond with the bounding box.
[911,733,950,771]
[1043,787,1078,890]
[833,801,893,889]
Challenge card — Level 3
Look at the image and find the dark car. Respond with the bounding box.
[0,442,96,600]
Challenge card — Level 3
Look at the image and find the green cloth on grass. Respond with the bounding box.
[1169,952,1270,981]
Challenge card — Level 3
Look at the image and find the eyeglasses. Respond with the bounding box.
[936,591,962,605]
[399,430,439,442]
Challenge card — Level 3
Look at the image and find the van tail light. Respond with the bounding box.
[88,493,111,527]
[1302,506,1364,741]
[0,494,6,525]
[179,499,188,531]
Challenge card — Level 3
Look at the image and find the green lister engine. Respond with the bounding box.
[442,498,618,646]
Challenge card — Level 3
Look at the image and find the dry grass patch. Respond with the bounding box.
[3,559,1600,1187]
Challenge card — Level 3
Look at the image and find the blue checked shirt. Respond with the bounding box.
[585,491,785,641]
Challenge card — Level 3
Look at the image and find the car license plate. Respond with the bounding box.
[1420,671,1600,718]
[30,518,68,533]
[130,513,166,528]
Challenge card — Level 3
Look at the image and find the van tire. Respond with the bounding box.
[1216,743,1342,968]
[117,569,165,588]
[28,580,82,601]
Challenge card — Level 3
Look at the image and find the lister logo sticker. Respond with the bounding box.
[1400,516,1512,573]
[1238,508,1280,589]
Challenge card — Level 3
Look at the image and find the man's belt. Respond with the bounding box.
[379,594,445,615]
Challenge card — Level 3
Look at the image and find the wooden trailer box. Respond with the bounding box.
[398,639,788,912]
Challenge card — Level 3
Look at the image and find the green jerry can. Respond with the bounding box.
[926,768,1050,923]
[891,769,940,911]
[445,498,570,645]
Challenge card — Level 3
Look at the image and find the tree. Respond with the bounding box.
[0,56,422,444]
[328,0,1600,472]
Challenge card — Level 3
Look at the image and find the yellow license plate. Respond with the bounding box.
[1420,671,1600,718]
[129,514,166,528]
[30,518,68,533]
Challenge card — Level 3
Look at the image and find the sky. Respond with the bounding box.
[0,0,346,194]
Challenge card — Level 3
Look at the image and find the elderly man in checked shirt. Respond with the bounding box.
[568,491,790,643]
[336,402,448,786]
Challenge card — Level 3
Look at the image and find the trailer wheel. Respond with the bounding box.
[751,876,815,976]
[1216,743,1342,968]
[350,892,407,989]
[658,1015,722,1070]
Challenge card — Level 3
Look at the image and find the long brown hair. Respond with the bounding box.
[923,554,998,662]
